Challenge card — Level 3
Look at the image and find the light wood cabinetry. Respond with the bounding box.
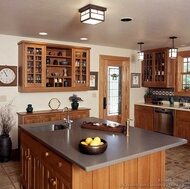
[20,130,165,189]
[20,132,41,189]
[17,108,90,124]
[18,41,90,92]
[134,105,154,131]
[142,48,175,88]
[175,110,190,145]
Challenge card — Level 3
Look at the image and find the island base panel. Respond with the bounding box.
[72,151,165,189]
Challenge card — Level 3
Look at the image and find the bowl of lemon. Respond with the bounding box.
[79,137,107,155]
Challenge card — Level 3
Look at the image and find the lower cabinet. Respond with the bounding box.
[175,110,190,145]
[134,105,154,131]
[18,108,90,124]
[20,131,71,189]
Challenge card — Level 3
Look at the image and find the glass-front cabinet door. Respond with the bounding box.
[73,49,90,89]
[24,44,46,88]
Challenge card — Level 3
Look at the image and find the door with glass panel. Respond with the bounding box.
[99,55,130,124]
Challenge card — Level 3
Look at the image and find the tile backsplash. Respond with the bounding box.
[149,88,190,103]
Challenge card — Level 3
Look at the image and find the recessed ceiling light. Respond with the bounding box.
[181,44,186,47]
[80,37,88,41]
[121,17,133,22]
[39,32,47,35]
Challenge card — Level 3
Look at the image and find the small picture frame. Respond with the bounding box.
[90,72,98,90]
[131,73,141,88]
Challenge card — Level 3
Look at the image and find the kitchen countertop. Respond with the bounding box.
[135,102,190,111]
[19,117,187,172]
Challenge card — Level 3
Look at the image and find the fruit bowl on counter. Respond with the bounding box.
[78,137,107,155]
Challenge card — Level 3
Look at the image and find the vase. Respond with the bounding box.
[71,101,79,110]
[26,104,33,113]
[0,135,12,162]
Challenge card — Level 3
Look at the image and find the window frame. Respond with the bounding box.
[175,50,190,96]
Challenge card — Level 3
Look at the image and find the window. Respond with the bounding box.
[175,51,190,95]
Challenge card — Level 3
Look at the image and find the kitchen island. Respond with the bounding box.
[19,117,187,189]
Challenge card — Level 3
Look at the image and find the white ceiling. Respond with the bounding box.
[0,0,190,50]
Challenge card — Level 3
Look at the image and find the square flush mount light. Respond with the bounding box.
[79,4,107,25]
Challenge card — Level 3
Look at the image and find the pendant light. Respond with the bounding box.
[79,4,107,25]
[169,36,178,59]
[137,42,144,61]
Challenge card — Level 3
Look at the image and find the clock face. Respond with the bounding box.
[0,68,16,84]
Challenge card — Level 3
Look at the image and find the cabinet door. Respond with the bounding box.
[20,143,30,189]
[73,49,89,89]
[175,111,190,145]
[134,105,154,131]
[41,113,61,122]
[142,52,153,84]
[24,44,46,88]
[23,115,42,124]
[41,160,71,189]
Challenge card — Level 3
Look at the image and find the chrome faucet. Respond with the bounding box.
[63,107,72,128]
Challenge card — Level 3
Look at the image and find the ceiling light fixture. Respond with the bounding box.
[169,36,178,59]
[137,42,144,61]
[121,17,133,22]
[39,32,47,35]
[79,4,107,25]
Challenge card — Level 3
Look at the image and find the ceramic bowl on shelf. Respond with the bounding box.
[78,138,107,155]
[59,61,68,65]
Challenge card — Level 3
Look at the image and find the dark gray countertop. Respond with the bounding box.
[19,117,187,171]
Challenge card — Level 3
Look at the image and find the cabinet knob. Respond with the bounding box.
[26,156,31,161]
[58,162,62,167]
[49,178,56,186]
[45,152,49,157]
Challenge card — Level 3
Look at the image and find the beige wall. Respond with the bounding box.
[0,34,146,149]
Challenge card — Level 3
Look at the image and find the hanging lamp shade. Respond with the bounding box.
[169,36,178,59]
[79,4,107,25]
[137,42,144,61]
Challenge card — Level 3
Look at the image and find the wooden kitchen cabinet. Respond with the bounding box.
[134,105,154,131]
[17,108,90,124]
[175,110,190,145]
[20,132,41,189]
[18,41,90,92]
[142,48,175,88]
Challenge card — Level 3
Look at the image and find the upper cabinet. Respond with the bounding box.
[18,41,90,92]
[142,48,176,88]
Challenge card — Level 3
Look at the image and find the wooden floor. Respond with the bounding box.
[0,145,190,189]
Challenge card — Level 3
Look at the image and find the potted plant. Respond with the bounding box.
[0,100,16,162]
[69,94,83,110]
[144,89,153,103]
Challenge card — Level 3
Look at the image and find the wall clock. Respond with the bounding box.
[0,66,17,86]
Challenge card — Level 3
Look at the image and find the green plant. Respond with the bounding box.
[144,89,153,97]
[69,94,83,102]
[0,100,16,136]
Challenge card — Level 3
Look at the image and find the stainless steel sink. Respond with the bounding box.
[31,124,68,132]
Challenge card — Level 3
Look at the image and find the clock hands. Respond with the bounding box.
[3,70,8,77]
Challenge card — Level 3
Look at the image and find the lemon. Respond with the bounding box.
[94,137,101,144]
[85,137,93,145]
[90,140,100,146]
[81,141,88,146]
[99,142,104,145]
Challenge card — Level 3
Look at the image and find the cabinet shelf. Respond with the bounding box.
[18,41,90,92]
[142,48,175,88]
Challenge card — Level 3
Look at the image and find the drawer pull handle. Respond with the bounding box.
[26,156,31,161]
[45,152,49,157]
[50,178,56,186]
[58,162,62,167]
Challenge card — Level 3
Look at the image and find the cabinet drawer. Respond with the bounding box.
[41,145,72,180]
[176,110,190,122]
[135,105,154,114]
[20,131,40,153]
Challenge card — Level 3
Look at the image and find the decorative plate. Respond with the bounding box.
[48,98,61,110]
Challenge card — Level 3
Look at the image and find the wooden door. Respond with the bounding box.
[99,55,130,124]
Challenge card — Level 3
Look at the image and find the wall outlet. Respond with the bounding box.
[0,95,7,102]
